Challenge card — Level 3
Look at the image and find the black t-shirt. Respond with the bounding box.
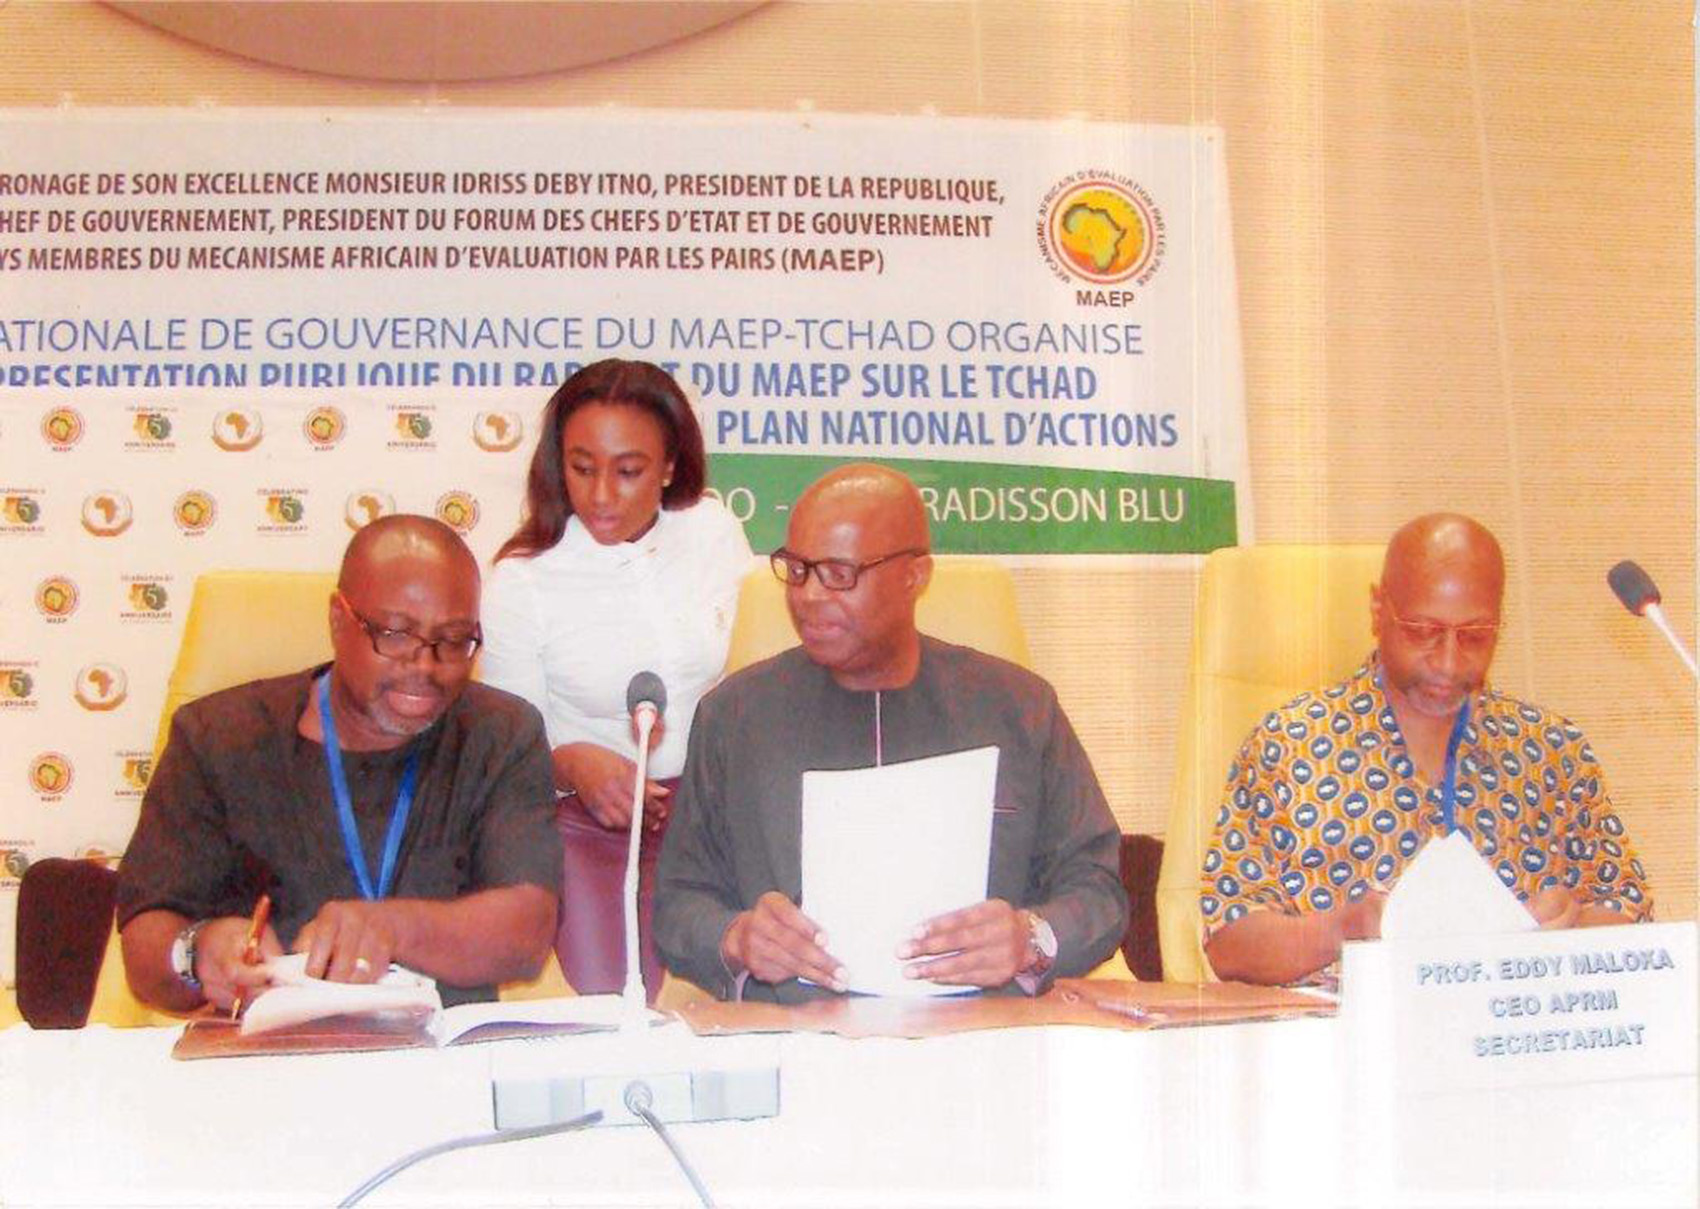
[117,666,561,1005]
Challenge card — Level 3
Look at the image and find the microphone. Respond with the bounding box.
[1608,560,1697,677]
[620,672,667,1023]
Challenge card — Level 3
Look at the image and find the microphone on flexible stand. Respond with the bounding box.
[1608,560,1697,677]
[621,672,667,1027]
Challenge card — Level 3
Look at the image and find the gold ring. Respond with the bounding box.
[353,957,373,974]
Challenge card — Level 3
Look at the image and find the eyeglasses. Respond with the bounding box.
[769,547,928,592]
[1383,599,1501,654]
[336,591,482,664]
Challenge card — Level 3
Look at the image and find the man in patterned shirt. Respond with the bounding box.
[1201,513,1653,985]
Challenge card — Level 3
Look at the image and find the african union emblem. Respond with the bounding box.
[304,406,347,448]
[1039,173,1165,287]
[345,490,396,531]
[436,491,480,534]
[75,662,128,710]
[40,407,84,448]
[35,576,78,619]
[474,411,524,452]
[212,408,264,451]
[174,490,217,533]
[29,752,73,796]
[81,491,134,536]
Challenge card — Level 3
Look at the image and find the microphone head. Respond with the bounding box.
[1608,560,1661,616]
[625,671,667,717]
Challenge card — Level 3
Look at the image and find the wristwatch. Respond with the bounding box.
[1023,911,1058,976]
[169,919,209,992]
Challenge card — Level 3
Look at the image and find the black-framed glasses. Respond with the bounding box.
[336,591,483,664]
[1384,599,1501,654]
[769,547,929,592]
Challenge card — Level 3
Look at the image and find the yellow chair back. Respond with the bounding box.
[724,557,1032,674]
[1155,544,1384,982]
[152,570,338,762]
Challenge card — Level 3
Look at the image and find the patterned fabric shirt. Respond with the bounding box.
[1200,656,1653,940]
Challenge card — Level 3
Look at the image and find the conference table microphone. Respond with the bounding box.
[1608,559,1697,677]
[621,671,668,1026]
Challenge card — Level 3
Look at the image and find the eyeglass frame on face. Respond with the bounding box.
[334,590,483,664]
[1381,597,1501,654]
[769,547,930,592]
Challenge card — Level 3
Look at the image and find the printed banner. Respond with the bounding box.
[0,109,1248,980]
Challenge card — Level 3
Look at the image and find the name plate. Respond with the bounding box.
[1342,921,1697,1093]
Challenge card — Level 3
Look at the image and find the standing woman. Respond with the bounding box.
[481,359,752,1001]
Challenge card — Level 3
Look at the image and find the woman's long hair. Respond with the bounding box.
[495,359,708,562]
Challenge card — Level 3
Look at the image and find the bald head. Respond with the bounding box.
[783,463,933,690]
[339,514,479,597]
[792,462,931,552]
[1380,513,1504,605]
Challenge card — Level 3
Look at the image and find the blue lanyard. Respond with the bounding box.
[318,674,420,901]
[1438,697,1472,835]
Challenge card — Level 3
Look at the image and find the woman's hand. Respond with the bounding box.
[555,742,671,830]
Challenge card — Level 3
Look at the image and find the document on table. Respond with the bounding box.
[800,745,998,998]
[1380,829,1536,940]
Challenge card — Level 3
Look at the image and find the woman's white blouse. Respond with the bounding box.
[479,496,754,779]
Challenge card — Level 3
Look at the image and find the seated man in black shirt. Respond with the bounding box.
[119,514,561,1011]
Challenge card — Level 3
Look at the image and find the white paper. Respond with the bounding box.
[1380,830,1536,940]
[800,746,999,997]
[239,954,441,1035]
[431,993,656,1045]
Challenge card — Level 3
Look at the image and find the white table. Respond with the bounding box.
[3,1014,1693,1207]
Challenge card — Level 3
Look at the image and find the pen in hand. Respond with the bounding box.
[230,893,272,1021]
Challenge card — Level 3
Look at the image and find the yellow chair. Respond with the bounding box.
[724,556,1032,674]
[1155,544,1385,982]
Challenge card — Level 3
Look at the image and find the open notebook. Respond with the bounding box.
[172,956,650,1059]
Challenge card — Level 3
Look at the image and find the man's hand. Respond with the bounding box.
[1339,889,1390,942]
[721,891,847,992]
[898,898,1028,988]
[558,742,670,831]
[193,916,283,1011]
[294,900,412,983]
[1527,885,1583,930]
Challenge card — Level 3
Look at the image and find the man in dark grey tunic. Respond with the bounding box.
[119,515,560,1011]
[655,464,1126,1003]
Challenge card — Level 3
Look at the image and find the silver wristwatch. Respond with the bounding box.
[1023,911,1058,976]
[169,920,208,992]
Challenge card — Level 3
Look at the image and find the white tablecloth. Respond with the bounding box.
[3,1015,1693,1207]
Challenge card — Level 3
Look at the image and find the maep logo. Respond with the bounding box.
[29,752,73,797]
[474,411,524,452]
[303,406,347,448]
[75,663,128,710]
[173,490,217,534]
[40,407,84,449]
[212,408,264,451]
[74,844,120,867]
[436,490,480,534]
[1038,172,1165,288]
[81,491,134,536]
[345,491,396,531]
[35,576,78,620]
